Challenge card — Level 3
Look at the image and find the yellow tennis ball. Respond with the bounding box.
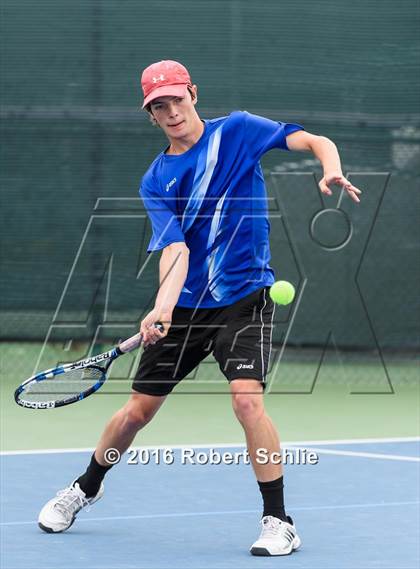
[269,281,295,305]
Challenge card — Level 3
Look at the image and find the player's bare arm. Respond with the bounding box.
[140,241,190,346]
[286,130,362,203]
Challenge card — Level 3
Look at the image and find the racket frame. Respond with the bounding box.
[14,327,162,409]
[14,348,120,409]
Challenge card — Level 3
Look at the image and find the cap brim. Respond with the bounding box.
[142,84,189,109]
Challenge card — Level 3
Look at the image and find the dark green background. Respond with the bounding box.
[1,0,419,350]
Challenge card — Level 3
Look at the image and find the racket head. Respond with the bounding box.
[14,364,107,409]
[13,329,154,410]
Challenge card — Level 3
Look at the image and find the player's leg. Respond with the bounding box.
[230,379,282,482]
[76,391,167,494]
[94,392,166,466]
[230,379,300,556]
[38,392,166,533]
[213,286,301,555]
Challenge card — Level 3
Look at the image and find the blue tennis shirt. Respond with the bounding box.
[140,111,303,308]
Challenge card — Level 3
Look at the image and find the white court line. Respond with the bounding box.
[1,500,419,527]
[288,446,420,462]
[1,436,419,456]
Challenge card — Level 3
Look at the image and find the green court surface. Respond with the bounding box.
[1,342,418,452]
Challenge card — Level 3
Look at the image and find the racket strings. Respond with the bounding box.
[22,367,104,402]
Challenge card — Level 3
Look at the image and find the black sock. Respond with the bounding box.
[75,453,113,498]
[258,476,287,522]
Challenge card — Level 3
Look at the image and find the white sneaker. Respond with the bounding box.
[38,481,104,533]
[250,515,301,556]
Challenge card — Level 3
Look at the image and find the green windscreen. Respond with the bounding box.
[1,0,419,352]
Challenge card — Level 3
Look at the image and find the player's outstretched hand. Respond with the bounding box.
[318,172,362,203]
[140,307,172,346]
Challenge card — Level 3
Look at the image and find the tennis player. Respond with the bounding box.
[39,60,361,556]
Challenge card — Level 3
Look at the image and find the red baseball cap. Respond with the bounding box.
[141,60,192,108]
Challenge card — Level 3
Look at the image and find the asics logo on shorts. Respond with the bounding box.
[236,363,254,370]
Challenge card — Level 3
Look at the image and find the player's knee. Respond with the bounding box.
[231,393,263,426]
[122,401,155,431]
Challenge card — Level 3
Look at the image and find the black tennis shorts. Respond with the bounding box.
[132,286,275,396]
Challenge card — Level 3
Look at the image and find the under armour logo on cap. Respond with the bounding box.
[152,74,165,83]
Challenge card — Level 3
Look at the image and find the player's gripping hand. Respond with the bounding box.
[319,172,362,203]
[140,307,172,347]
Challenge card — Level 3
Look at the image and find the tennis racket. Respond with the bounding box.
[14,324,163,410]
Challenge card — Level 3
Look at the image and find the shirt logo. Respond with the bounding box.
[166,177,177,192]
[236,363,254,370]
[152,74,165,83]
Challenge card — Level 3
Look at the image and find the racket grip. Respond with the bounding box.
[119,333,142,353]
[118,323,164,353]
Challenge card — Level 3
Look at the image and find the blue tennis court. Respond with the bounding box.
[1,438,419,569]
